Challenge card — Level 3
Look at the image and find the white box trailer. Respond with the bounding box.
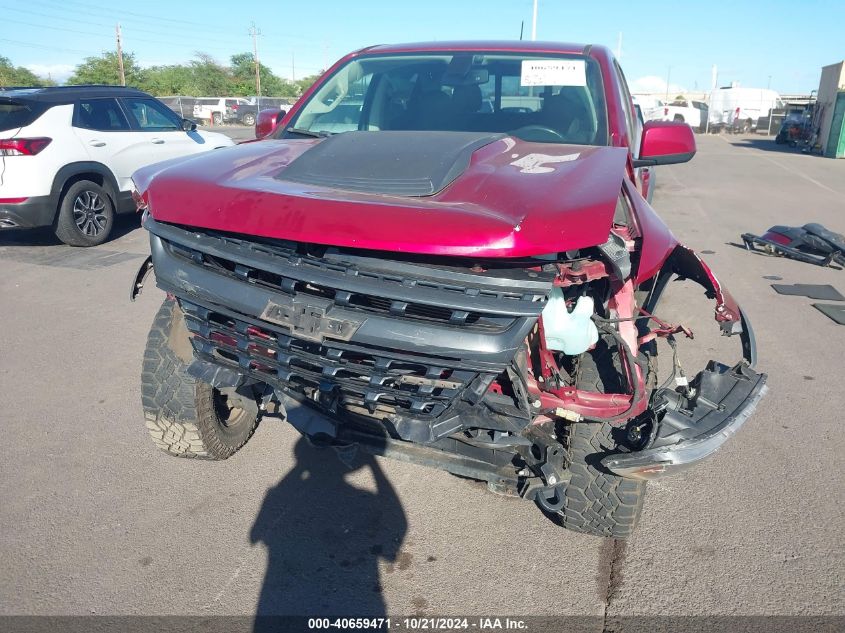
[708,87,784,130]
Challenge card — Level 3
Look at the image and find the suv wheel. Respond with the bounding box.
[54,180,114,247]
[212,112,223,125]
[141,298,260,459]
[242,112,256,126]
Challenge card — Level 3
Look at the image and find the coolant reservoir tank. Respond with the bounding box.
[541,288,599,355]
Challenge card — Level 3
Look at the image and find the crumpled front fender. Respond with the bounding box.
[653,245,758,368]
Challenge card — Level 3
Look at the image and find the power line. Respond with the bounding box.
[3,16,108,39]
[16,0,321,44]
[28,0,232,32]
[0,10,313,62]
[0,37,94,56]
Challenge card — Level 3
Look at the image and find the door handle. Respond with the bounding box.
[151,138,165,144]
[89,140,106,147]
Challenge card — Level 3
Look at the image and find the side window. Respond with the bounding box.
[74,98,130,131]
[123,98,181,131]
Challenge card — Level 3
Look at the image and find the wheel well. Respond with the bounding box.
[673,114,685,122]
[57,172,116,209]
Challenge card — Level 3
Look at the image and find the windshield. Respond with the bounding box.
[282,51,608,145]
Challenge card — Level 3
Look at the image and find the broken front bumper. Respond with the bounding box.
[602,362,768,480]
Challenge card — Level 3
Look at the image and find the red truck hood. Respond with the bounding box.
[134,133,628,258]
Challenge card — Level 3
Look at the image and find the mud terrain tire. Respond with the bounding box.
[554,350,646,538]
[141,298,259,459]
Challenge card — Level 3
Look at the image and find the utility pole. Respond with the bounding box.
[531,0,538,41]
[115,23,126,86]
[616,32,623,59]
[291,52,295,82]
[665,66,671,101]
[249,22,261,110]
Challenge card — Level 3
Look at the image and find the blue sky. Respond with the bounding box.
[1,0,842,94]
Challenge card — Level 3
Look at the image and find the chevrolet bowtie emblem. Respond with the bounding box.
[260,298,362,343]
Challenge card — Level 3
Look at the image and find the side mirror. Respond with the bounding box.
[181,118,197,132]
[633,120,696,167]
[255,108,284,139]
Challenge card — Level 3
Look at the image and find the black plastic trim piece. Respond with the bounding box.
[277,130,505,197]
[633,151,695,168]
[151,233,535,366]
[145,217,551,317]
[0,195,55,228]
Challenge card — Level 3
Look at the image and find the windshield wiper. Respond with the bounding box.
[286,127,334,138]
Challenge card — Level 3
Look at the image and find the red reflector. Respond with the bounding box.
[246,325,271,340]
[250,360,274,373]
[0,197,28,204]
[247,342,275,358]
[210,331,238,347]
[0,137,52,156]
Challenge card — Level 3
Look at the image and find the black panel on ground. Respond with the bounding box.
[771,284,845,301]
[812,303,845,325]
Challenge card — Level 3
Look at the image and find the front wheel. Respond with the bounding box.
[212,112,223,126]
[141,299,259,459]
[554,422,646,538]
[545,347,646,537]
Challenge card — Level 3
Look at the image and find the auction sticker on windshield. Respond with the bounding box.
[520,59,586,86]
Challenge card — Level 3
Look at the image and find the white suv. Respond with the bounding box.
[0,86,234,246]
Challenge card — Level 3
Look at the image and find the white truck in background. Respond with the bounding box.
[650,99,709,131]
[707,88,783,132]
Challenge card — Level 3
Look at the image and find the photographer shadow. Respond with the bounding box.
[251,436,407,628]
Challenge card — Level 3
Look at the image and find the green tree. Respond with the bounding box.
[67,51,145,86]
[187,53,231,96]
[294,74,321,96]
[229,52,296,97]
[0,56,54,87]
[139,65,195,96]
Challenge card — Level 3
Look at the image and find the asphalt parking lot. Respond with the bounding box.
[0,132,842,626]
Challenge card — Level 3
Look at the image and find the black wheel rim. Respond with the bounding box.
[213,390,249,429]
[73,191,107,236]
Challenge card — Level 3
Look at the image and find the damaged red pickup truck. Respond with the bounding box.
[131,42,767,538]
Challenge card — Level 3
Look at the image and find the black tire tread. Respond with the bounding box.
[559,422,645,538]
[557,349,646,538]
[140,299,257,460]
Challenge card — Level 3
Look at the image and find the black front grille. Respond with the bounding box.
[147,217,554,427]
[167,235,546,333]
[181,300,478,418]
